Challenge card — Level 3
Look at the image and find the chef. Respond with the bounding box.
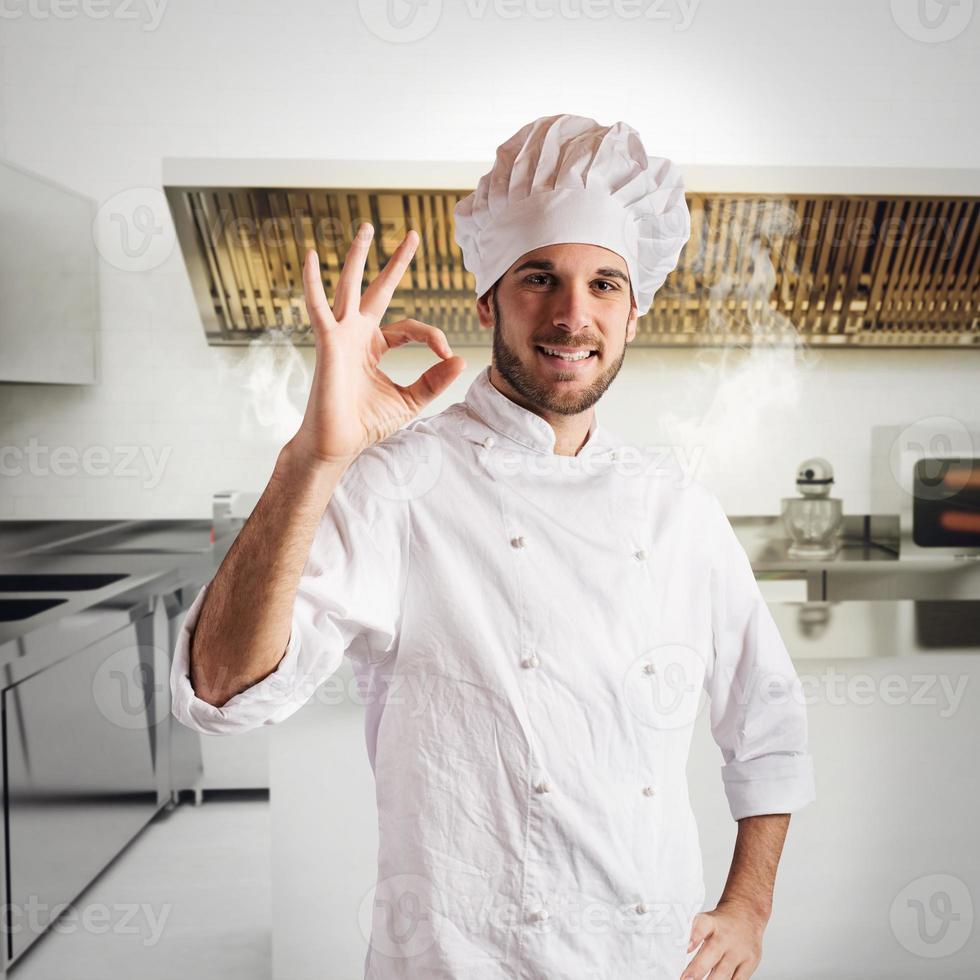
[172,113,816,980]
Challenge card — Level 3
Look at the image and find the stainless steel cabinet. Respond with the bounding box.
[0,160,98,385]
[163,584,204,801]
[2,609,162,962]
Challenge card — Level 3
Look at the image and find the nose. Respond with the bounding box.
[549,281,595,335]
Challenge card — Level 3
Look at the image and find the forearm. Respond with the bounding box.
[189,441,349,707]
[717,813,791,922]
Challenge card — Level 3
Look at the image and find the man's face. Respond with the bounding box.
[477,242,639,416]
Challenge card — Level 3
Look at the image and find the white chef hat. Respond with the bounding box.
[453,113,690,317]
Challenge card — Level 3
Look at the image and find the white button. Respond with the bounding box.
[483,435,496,450]
[534,780,552,794]
[611,448,622,461]
[510,535,526,549]
[633,549,647,561]
[642,661,656,675]
[529,908,549,922]
[642,784,657,797]
[634,901,649,915]
[521,654,540,669]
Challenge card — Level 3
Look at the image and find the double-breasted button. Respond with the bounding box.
[534,780,552,794]
[642,784,657,797]
[482,435,496,450]
[510,535,526,549]
[529,908,549,923]
[634,901,649,915]
[642,661,657,676]
[521,654,540,669]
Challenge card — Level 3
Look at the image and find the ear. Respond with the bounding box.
[476,289,495,330]
[625,300,639,344]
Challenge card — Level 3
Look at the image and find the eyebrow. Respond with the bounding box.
[510,259,629,284]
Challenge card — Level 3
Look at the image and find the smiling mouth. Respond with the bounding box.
[535,345,599,366]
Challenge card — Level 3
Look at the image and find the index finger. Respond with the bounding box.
[359,228,420,321]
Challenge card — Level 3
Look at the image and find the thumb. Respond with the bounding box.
[404,355,467,412]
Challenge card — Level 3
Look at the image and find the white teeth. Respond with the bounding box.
[540,346,592,361]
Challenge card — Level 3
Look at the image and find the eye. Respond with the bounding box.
[523,274,619,291]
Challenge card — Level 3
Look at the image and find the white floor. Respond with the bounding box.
[9,797,270,980]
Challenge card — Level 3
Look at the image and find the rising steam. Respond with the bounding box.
[218,328,310,444]
[659,200,819,481]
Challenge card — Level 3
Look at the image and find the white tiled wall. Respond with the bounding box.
[0,0,977,519]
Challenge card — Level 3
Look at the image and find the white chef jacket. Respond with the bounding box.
[172,365,816,980]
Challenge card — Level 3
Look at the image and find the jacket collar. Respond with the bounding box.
[462,365,618,458]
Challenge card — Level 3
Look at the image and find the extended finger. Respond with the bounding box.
[302,248,335,328]
[682,939,724,980]
[381,318,453,358]
[704,953,739,980]
[360,229,420,321]
[332,222,374,321]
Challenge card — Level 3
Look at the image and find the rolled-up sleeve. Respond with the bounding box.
[701,491,816,821]
[171,447,409,736]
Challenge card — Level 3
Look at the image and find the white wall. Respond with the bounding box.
[0,0,978,519]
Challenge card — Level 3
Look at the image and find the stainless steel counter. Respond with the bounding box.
[0,520,220,654]
[731,515,980,602]
[4,514,978,660]
[730,515,899,569]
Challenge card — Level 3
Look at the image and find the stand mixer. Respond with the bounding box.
[781,457,844,559]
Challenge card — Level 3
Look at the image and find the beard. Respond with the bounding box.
[489,288,629,416]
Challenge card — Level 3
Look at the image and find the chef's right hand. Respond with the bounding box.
[287,222,466,469]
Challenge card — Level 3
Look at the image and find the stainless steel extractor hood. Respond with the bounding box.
[162,159,980,349]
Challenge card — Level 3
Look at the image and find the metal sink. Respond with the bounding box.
[0,598,68,622]
[0,573,129,592]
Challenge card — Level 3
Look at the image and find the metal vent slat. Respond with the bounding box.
[164,186,980,348]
